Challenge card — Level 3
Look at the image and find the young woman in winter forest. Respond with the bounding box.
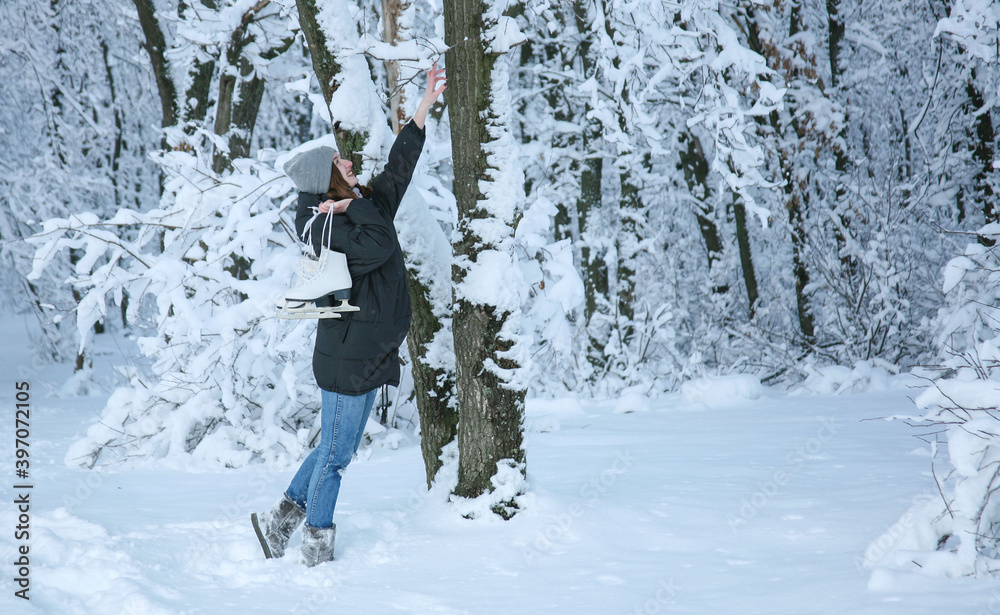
[252,64,446,567]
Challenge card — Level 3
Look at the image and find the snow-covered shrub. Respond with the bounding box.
[868,224,1000,577]
[28,149,318,469]
[514,194,587,391]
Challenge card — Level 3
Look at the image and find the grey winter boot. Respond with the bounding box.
[301,524,336,567]
[251,495,306,559]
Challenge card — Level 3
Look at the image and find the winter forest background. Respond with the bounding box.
[6,0,1000,579]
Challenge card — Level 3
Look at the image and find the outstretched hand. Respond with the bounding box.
[413,62,447,129]
[422,62,447,106]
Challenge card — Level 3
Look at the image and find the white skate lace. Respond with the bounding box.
[300,205,336,256]
[292,258,321,288]
[286,207,328,294]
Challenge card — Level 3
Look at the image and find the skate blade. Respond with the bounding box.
[283,300,360,313]
[276,307,342,320]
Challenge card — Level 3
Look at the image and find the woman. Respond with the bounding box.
[252,64,446,566]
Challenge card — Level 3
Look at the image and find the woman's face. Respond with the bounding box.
[333,155,358,187]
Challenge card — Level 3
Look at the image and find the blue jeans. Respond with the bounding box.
[285,388,376,528]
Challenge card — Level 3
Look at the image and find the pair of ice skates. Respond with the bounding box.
[276,247,359,319]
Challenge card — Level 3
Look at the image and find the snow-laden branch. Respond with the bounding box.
[29,148,324,469]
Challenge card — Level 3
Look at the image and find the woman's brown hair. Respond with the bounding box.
[327,163,373,200]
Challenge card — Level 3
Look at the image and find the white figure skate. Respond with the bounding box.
[277,248,360,319]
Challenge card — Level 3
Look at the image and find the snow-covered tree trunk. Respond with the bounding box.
[211,2,295,172]
[376,0,459,488]
[443,0,527,510]
[132,0,178,133]
[296,0,339,104]
[579,117,609,376]
[678,130,725,287]
[381,0,407,134]
[574,9,608,378]
[178,2,218,133]
[823,0,856,282]
[295,0,389,174]
[406,268,458,488]
[732,193,760,316]
[965,69,998,230]
[598,5,648,350]
[740,1,816,341]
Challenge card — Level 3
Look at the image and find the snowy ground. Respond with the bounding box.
[2,312,1000,615]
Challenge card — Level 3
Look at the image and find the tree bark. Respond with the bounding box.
[379,0,459,487]
[572,0,608,374]
[296,0,340,105]
[616,169,640,344]
[732,193,759,317]
[405,276,457,488]
[382,0,405,134]
[131,0,178,131]
[579,144,606,326]
[603,1,642,350]
[444,0,526,506]
[295,0,366,171]
[179,1,219,131]
[782,158,815,341]
[100,40,123,206]
[825,0,856,274]
[183,59,216,128]
[786,1,815,343]
[967,70,998,227]
[743,2,815,342]
[451,302,526,503]
[678,130,727,293]
[826,0,844,89]
[212,1,290,173]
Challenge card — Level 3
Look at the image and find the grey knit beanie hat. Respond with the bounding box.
[282,144,337,194]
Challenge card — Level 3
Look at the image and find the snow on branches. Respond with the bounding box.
[936,0,1000,63]
[862,0,1000,579]
[868,224,1000,578]
[28,150,318,469]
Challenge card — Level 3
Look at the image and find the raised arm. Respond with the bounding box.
[368,65,448,219]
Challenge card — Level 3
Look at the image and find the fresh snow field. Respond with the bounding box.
[2,311,1000,615]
